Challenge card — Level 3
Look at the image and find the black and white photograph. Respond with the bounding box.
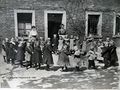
[0,0,120,89]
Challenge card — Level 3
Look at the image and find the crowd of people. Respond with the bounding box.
[1,25,119,72]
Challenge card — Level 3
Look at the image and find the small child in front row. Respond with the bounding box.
[86,47,97,69]
[70,35,75,54]
[73,44,81,71]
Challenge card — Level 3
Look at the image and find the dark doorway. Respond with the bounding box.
[88,15,100,36]
[116,15,120,35]
[48,13,63,39]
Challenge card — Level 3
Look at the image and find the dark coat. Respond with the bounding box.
[43,44,54,65]
[32,46,43,64]
[52,37,58,51]
[101,46,110,60]
[8,43,16,60]
[109,45,118,66]
[16,45,25,61]
[5,42,10,58]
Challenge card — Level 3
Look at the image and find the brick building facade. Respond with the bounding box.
[0,0,120,41]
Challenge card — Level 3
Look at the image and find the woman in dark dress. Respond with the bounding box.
[16,41,25,67]
[101,42,110,69]
[32,41,43,70]
[43,40,54,70]
[25,42,34,69]
[109,40,118,67]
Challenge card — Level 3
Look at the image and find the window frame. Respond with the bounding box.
[14,10,35,38]
[113,13,120,36]
[85,12,102,37]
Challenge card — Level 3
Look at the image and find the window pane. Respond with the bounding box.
[18,23,24,29]
[25,23,31,29]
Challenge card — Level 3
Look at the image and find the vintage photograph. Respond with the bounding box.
[0,0,120,89]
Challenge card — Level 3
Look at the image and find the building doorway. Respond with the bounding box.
[48,13,63,39]
[44,11,66,40]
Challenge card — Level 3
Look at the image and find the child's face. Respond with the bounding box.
[63,45,67,49]
[106,37,110,41]
[27,43,30,46]
[54,35,57,38]
[61,24,64,29]
[71,35,73,38]
[59,36,62,40]
[5,38,9,42]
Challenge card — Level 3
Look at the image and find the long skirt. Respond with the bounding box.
[57,52,70,67]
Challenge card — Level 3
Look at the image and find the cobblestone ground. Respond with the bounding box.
[0,53,119,89]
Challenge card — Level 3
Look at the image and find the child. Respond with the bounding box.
[43,39,54,70]
[96,42,104,63]
[74,36,80,50]
[73,44,81,71]
[58,24,66,39]
[25,42,34,69]
[70,35,75,54]
[52,34,59,54]
[40,37,44,51]
[58,36,64,51]
[57,44,70,71]
[8,38,16,65]
[32,40,43,70]
[86,47,96,69]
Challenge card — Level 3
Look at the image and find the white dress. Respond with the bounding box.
[96,46,104,61]
[70,39,74,50]
[58,40,63,51]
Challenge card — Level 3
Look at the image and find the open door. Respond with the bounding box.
[48,13,63,39]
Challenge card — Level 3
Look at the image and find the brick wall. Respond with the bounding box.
[0,0,120,40]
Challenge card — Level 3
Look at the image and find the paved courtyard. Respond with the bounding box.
[0,52,120,89]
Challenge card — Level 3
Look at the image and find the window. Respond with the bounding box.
[17,13,32,37]
[86,12,102,37]
[14,10,35,38]
[114,14,120,35]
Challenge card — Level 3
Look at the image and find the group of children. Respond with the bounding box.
[1,34,118,71]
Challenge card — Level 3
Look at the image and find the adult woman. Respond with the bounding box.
[57,44,70,71]
[32,40,43,70]
[43,39,54,70]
